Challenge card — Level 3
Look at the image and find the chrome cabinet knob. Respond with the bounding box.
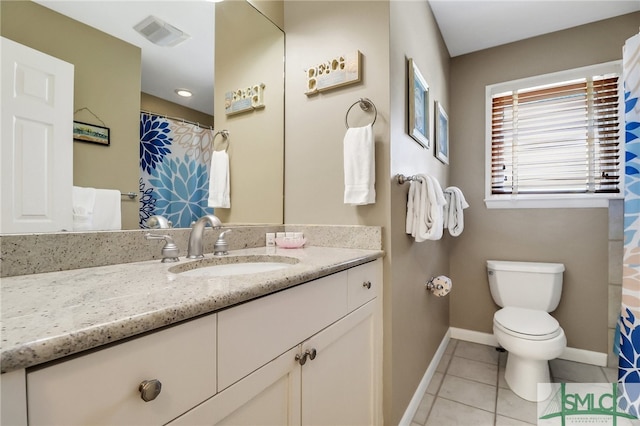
[362,281,372,289]
[139,379,162,402]
[295,348,318,365]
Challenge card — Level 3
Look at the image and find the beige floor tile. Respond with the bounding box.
[496,387,538,424]
[550,359,608,382]
[437,353,452,373]
[455,341,500,365]
[439,374,497,412]
[426,397,495,426]
[427,371,444,395]
[448,356,499,386]
[412,392,435,425]
[498,365,508,389]
[495,414,535,425]
[445,338,459,355]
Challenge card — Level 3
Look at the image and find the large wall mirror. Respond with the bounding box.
[0,0,284,233]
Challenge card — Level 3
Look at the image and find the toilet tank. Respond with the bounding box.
[487,260,565,312]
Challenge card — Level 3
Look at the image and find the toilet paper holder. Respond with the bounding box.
[426,277,443,292]
[425,275,452,297]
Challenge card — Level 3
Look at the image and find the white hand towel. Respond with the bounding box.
[208,150,231,208]
[344,124,375,205]
[72,186,96,231]
[405,174,446,242]
[443,186,469,237]
[92,189,122,230]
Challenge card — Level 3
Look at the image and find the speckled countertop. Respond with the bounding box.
[0,246,383,373]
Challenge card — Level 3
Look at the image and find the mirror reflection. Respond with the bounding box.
[0,0,284,233]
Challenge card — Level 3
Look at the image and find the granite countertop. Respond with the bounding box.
[0,246,383,373]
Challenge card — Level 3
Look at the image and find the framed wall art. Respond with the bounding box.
[73,121,110,146]
[435,101,449,164]
[408,58,429,149]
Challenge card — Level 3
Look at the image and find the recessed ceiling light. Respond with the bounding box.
[175,89,193,98]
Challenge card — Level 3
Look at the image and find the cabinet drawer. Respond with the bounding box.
[347,259,381,311]
[217,272,348,390]
[27,314,217,426]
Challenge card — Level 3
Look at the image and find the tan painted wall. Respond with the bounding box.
[141,93,215,128]
[449,13,640,353]
[284,1,450,422]
[248,0,284,30]
[388,2,451,423]
[1,1,141,230]
[214,0,284,224]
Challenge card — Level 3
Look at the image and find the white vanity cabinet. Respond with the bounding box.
[14,258,381,426]
[169,259,382,426]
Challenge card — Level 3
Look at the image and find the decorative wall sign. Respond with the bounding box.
[225,83,266,115]
[408,58,429,149]
[435,101,449,164]
[73,121,110,146]
[305,50,362,95]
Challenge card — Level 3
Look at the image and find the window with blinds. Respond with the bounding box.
[486,62,622,208]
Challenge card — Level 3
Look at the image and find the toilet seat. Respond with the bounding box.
[494,307,561,341]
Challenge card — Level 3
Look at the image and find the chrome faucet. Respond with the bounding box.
[147,215,172,229]
[187,214,222,259]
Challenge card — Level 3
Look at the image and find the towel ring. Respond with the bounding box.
[213,130,230,152]
[345,98,377,129]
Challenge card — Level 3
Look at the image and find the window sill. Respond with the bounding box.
[484,195,622,209]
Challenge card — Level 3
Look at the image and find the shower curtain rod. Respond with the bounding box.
[140,109,214,130]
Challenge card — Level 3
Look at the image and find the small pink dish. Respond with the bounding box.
[275,238,306,249]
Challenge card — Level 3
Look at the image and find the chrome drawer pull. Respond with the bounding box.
[362,281,372,289]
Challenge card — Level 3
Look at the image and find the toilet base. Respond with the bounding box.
[504,352,553,402]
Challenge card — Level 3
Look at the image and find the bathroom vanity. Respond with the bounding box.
[0,245,383,425]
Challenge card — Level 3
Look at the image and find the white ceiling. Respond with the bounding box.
[34,1,640,116]
[428,0,640,57]
[35,1,216,115]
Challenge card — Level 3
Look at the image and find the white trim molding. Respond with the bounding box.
[398,330,451,426]
[450,327,607,366]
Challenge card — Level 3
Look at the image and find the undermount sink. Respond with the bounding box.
[169,255,299,277]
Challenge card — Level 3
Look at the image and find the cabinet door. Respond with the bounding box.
[169,347,301,426]
[301,300,379,426]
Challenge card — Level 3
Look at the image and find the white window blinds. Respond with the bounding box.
[490,72,621,196]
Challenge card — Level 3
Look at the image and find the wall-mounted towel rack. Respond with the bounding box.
[396,174,419,185]
[121,192,138,200]
[213,130,230,152]
[345,98,377,129]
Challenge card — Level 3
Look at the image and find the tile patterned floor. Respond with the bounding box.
[411,339,618,426]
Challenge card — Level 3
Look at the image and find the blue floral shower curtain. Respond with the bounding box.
[618,32,640,415]
[139,113,215,228]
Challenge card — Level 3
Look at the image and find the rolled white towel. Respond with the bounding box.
[443,186,469,236]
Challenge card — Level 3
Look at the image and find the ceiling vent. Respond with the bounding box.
[134,15,190,47]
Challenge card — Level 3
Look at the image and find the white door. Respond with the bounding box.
[301,300,377,426]
[1,37,74,233]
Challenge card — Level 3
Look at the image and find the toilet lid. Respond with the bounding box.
[494,307,561,338]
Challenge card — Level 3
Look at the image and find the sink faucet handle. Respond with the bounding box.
[214,229,231,256]
[145,233,180,263]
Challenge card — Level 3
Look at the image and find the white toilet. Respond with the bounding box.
[487,260,567,402]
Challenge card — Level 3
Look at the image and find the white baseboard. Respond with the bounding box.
[400,327,609,423]
[450,327,607,366]
[398,329,451,426]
